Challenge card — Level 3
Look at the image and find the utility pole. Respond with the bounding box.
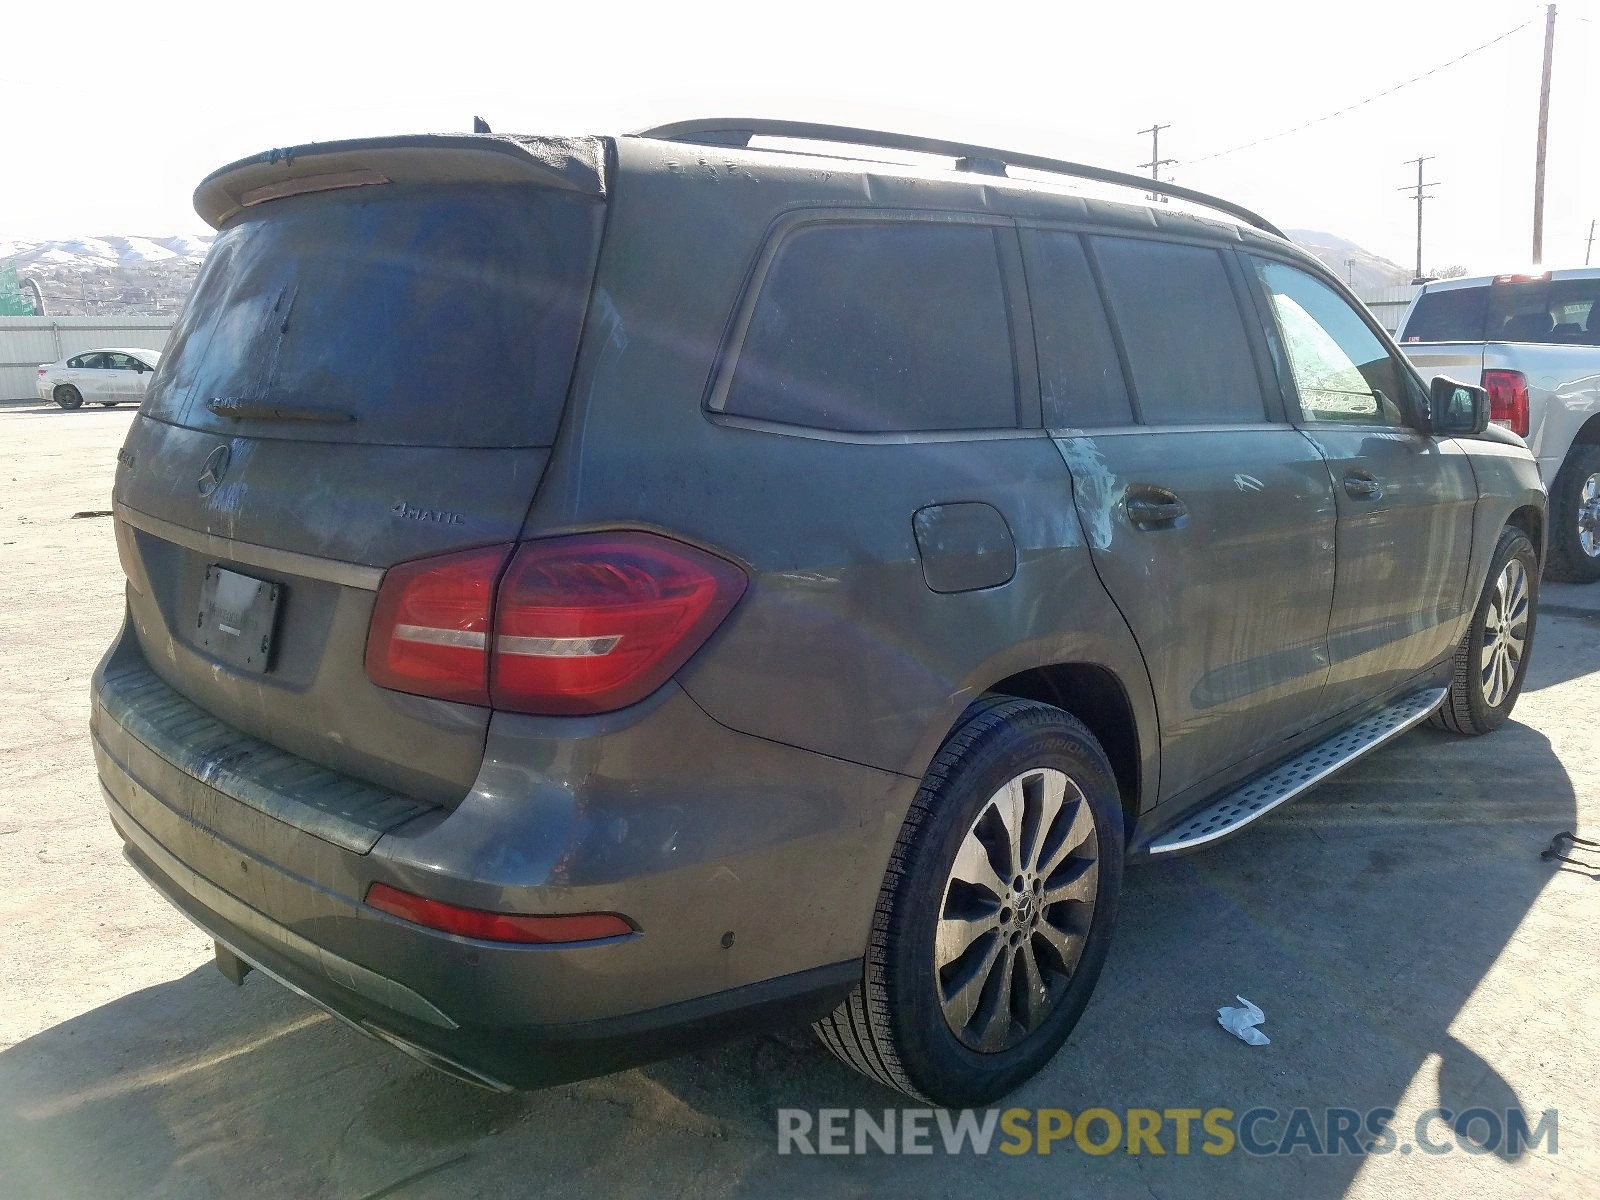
[1346,257,1355,286]
[1585,218,1594,267]
[1399,156,1440,285]
[1532,4,1556,264]
[1137,124,1176,203]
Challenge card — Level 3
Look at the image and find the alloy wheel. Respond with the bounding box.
[935,767,1099,1053]
[1480,557,1530,707]
[1577,472,1600,559]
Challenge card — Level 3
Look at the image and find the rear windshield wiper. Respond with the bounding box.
[207,397,357,424]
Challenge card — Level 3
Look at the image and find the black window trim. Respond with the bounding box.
[1241,248,1430,434]
[704,207,1042,442]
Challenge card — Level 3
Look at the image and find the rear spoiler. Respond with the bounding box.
[193,134,607,228]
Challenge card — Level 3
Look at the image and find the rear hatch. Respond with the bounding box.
[113,135,607,805]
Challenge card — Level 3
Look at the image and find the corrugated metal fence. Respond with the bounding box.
[1353,285,1422,335]
[1,316,176,401]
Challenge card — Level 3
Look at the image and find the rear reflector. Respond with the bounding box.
[366,882,634,944]
[1482,368,1530,437]
[490,532,747,715]
[364,544,511,705]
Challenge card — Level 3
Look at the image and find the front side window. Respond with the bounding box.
[723,221,1019,433]
[1089,237,1266,425]
[1253,259,1407,426]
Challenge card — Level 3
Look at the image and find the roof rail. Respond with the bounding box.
[632,118,1286,240]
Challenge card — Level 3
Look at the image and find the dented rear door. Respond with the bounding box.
[1024,229,1337,803]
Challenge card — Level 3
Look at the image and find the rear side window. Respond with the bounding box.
[1020,230,1133,427]
[1401,286,1488,342]
[1089,237,1266,425]
[144,183,604,447]
[723,222,1019,433]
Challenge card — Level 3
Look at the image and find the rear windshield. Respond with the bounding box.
[1401,287,1489,343]
[1403,278,1600,346]
[143,183,603,447]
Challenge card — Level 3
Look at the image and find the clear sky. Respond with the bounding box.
[5,0,1597,272]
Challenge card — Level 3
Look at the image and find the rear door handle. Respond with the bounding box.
[1126,485,1188,530]
[1343,471,1382,500]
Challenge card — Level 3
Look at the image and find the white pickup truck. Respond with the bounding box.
[1399,268,1600,581]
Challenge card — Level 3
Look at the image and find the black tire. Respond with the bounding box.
[1544,444,1600,583]
[53,385,83,410]
[814,696,1124,1106]
[1430,526,1539,735]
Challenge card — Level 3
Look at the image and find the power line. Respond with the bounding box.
[1184,19,1536,165]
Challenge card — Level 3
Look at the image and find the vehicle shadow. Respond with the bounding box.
[0,707,1582,1199]
[1522,607,1600,692]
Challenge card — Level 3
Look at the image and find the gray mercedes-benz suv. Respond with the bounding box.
[92,120,1545,1107]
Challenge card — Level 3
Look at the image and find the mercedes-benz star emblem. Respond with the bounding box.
[197,445,230,497]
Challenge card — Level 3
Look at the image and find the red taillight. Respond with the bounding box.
[366,882,634,943]
[366,532,746,715]
[491,532,747,715]
[364,544,511,705]
[1482,369,1530,437]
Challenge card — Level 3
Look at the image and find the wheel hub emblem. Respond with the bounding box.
[197,445,230,496]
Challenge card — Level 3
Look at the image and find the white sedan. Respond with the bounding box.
[36,347,162,410]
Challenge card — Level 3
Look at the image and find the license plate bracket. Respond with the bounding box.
[197,565,281,673]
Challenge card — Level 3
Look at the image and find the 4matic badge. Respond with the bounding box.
[391,501,466,525]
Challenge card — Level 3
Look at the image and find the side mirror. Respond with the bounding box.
[1428,376,1489,436]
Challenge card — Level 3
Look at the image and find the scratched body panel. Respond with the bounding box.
[1056,427,1336,802]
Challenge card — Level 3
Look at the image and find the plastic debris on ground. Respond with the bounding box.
[1218,995,1270,1046]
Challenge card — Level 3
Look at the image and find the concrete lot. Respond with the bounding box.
[0,402,1595,1198]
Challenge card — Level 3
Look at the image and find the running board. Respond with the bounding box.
[1147,687,1447,856]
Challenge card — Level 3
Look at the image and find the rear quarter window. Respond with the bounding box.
[721,221,1020,433]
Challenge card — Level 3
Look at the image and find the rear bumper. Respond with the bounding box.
[92,624,909,1087]
[114,812,855,1089]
